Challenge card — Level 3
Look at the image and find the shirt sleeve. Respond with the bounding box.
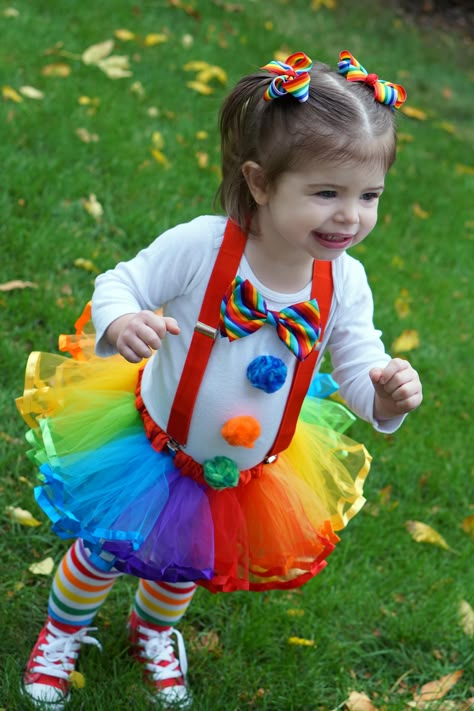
[91,216,222,356]
[328,256,405,433]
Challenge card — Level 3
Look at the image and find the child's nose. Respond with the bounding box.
[335,201,359,225]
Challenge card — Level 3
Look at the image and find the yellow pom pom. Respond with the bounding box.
[221,416,261,448]
[69,671,86,689]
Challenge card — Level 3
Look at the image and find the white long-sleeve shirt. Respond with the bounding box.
[92,215,404,469]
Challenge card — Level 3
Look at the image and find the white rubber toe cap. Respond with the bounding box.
[23,682,66,709]
[155,684,192,708]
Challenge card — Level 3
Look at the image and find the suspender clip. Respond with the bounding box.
[195,321,218,339]
[263,454,278,464]
[166,437,181,456]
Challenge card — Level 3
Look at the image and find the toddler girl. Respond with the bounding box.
[17,50,422,708]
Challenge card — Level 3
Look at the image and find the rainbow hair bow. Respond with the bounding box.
[338,50,407,109]
[261,52,313,103]
[220,276,321,361]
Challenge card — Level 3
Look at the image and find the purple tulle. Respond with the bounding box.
[103,469,216,582]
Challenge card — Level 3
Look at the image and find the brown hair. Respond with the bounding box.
[215,60,399,230]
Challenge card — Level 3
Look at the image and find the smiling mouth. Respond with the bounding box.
[313,232,354,248]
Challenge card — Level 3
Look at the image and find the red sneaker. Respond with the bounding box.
[23,616,101,709]
[128,610,192,708]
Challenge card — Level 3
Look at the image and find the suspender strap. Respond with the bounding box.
[166,220,246,444]
[266,258,332,456]
[166,219,334,457]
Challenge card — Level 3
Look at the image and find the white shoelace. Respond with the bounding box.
[138,625,188,683]
[31,620,102,681]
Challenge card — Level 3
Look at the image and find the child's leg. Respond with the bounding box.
[129,580,197,709]
[48,538,121,625]
[23,539,122,708]
[134,579,197,626]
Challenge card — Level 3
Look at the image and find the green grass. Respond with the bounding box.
[1,1,473,709]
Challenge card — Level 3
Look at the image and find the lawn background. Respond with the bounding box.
[0,1,473,709]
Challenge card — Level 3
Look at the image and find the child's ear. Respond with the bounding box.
[241,161,269,205]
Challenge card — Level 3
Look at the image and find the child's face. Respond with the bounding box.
[256,159,386,262]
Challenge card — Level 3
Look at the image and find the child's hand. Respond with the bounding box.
[106,311,180,363]
[370,358,422,420]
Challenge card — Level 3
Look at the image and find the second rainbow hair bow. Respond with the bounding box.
[261,52,313,103]
[338,50,407,109]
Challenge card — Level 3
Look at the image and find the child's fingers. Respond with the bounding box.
[118,340,149,363]
[379,369,414,397]
[369,367,384,385]
[377,358,410,385]
[370,362,410,397]
[390,386,422,413]
[163,316,181,335]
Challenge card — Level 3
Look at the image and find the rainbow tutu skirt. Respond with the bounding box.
[17,309,371,593]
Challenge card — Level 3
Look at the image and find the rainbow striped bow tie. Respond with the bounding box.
[219,276,321,361]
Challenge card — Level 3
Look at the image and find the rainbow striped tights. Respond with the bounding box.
[48,539,196,628]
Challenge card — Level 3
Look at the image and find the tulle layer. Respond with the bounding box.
[17,339,371,592]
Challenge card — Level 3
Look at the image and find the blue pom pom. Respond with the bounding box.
[246,355,287,394]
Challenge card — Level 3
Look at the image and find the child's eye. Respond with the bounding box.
[316,190,337,198]
[361,192,380,201]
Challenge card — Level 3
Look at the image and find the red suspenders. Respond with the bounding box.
[166,219,333,458]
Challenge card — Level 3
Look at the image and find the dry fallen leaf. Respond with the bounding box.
[405,520,452,551]
[29,556,55,575]
[412,203,430,219]
[196,151,209,168]
[401,105,428,120]
[183,60,209,72]
[2,85,23,102]
[456,164,474,176]
[394,288,412,319]
[197,630,220,651]
[114,28,135,41]
[81,194,103,221]
[6,506,42,526]
[130,81,145,98]
[144,33,168,46]
[0,280,38,291]
[78,95,100,107]
[197,66,227,85]
[187,80,213,95]
[41,62,71,77]
[412,670,463,708]
[461,515,474,538]
[74,258,99,273]
[459,600,474,637]
[4,7,20,17]
[97,55,132,79]
[82,39,114,65]
[19,85,45,100]
[436,121,456,135]
[151,131,165,150]
[392,329,420,353]
[151,148,170,168]
[312,0,337,8]
[75,127,99,143]
[184,61,227,87]
[181,33,194,48]
[287,636,315,646]
[344,690,378,711]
